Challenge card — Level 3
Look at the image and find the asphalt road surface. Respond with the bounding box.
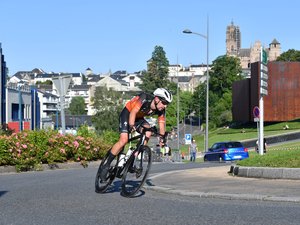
[1,163,300,225]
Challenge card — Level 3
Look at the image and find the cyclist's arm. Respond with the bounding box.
[157,115,166,144]
[158,120,165,136]
[129,107,140,128]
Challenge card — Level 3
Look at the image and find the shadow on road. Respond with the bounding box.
[95,180,146,198]
[0,191,8,197]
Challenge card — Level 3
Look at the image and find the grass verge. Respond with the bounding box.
[237,142,300,168]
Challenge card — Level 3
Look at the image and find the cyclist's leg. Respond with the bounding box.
[111,107,130,156]
[100,108,129,180]
[136,119,151,144]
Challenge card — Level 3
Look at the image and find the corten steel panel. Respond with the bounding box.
[264,62,300,121]
[232,79,250,122]
[232,61,300,123]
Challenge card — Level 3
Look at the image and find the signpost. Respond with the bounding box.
[52,74,72,134]
[258,48,268,155]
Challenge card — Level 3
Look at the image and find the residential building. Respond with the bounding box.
[37,90,59,128]
[5,82,39,132]
[168,64,209,92]
[0,43,7,126]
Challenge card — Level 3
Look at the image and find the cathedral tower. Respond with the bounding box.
[226,21,241,56]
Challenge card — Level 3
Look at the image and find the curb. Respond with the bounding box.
[144,185,300,203]
[231,166,300,180]
[0,161,100,174]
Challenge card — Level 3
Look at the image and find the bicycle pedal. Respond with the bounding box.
[135,168,143,178]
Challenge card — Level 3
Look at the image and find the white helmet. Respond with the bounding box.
[153,88,173,103]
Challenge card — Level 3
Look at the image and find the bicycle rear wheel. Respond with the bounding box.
[121,146,152,197]
[95,150,119,193]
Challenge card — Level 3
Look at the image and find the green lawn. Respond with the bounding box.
[184,120,300,168]
[237,142,300,168]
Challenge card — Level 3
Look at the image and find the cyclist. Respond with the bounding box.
[100,88,173,180]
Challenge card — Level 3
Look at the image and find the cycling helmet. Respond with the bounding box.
[153,88,173,104]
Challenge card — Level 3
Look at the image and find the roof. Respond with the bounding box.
[12,71,35,80]
[87,75,101,82]
[113,70,127,75]
[38,90,58,98]
[36,73,55,78]
[271,38,280,44]
[70,84,91,90]
[238,48,251,57]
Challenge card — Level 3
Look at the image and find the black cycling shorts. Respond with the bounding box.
[119,108,149,133]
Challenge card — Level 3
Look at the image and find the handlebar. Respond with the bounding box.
[135,124,159,135]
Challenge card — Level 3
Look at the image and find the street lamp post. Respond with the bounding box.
[176,59,181,162]
[183,16,209,151]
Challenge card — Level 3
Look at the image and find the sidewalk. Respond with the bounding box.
[145,166,300,203]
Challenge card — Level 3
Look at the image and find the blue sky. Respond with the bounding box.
[1,0,299,76]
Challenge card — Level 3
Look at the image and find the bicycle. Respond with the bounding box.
[95,124,159,197]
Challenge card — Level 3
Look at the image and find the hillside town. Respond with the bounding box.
[2,21,299,134]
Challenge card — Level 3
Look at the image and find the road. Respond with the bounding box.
[1,163,300,225]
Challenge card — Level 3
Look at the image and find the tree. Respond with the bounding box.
[139,45,171,93]
[190,55,242,127]
[92,86,131,112]
[91,87,132,133]
[276,49,300,62]
[209,55,242,98]
[165,90,193,130]
[68,96,86,115]
[208,55,242,126]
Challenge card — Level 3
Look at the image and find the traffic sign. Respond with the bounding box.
[260,48,268,96]
[185,134,191,145]
[261,73,268,80]
[253,106,260,118]
[262,49,268,64]
[261,80,268,88]
[53,75,72,96]
[261,63,268,73]
[260,87,268,96]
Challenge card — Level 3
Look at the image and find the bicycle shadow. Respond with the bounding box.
[100,180,146,198]
[0,191,8,198]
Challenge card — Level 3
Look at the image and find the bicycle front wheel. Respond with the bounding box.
[95,150,118,193]
[121,146,152,197]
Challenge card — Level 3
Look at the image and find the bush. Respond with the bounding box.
[0,129,110,172]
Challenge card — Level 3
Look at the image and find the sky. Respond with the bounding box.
[1,0,300,76]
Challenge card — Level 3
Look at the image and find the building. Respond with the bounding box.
[4,82,40,132]
[226,21,281,77]
[0,43,7,126]
[37,90,59,128]
[167,64,209,92]
[226,21,241,56]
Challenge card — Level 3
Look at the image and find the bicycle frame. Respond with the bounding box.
[116,124,157,175]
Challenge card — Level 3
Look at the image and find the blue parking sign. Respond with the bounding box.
[185,134,191,145]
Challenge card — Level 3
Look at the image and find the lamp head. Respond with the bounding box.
[183,29,192,34]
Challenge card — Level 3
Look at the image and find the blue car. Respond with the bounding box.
[203,141,249,162]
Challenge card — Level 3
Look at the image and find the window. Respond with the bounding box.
[11,103,24,121]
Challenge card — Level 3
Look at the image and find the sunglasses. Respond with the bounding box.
[160,99,169,105]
